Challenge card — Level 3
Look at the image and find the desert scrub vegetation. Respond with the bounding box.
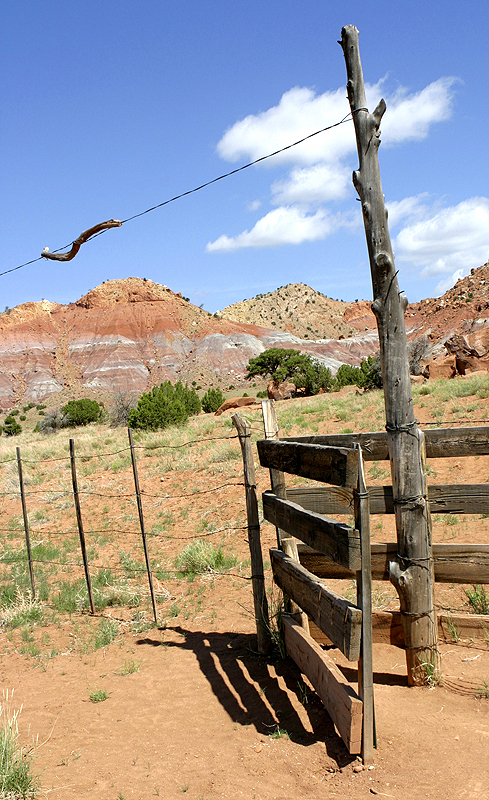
[0,690,40,798]
[128,381,201,431]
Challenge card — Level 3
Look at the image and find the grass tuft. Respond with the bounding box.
[175,540,237,577]
[465,585,489,615]
[0,690,39,798]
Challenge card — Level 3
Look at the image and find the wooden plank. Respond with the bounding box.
[310,610,489,648]
[257,439,359,488]
[283,615,363,754]
[288,483,489,517]
[282,538,310,634]
[297,542,489,584]
[438,612,489,642]
[270,548,362,661]
[263,491,361,571]
[282,426,489,460]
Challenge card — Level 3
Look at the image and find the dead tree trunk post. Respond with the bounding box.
[340,25,438,685]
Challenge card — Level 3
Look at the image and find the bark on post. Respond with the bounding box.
[340,25,438,685]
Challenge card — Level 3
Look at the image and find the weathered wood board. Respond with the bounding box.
[263,491,361,571]
[281,427,489,460]
[297,542,489,584]
[309,610,489,648]
[257,440,359,487]
[270,548,362,661]
[287,483,489,517]
[283,614,363,754]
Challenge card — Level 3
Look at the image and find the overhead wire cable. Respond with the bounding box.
[1,114,352,276]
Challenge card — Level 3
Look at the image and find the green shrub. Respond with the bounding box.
[201,388,224,414]
[19,415,26,422]
[128,381,201,431]
[3,417,22,436]
[9,409,19,417]
[61,399,104,427]
[334,355,383,391]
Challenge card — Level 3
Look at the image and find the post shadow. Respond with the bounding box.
[136,627,355,765]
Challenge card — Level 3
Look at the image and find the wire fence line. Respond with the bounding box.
[0,426,255,621]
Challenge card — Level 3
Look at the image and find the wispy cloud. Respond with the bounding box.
[210,78,456,252]
[392,197,489,293]
[206,206,334,252]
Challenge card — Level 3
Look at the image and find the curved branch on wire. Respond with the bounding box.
[41,219,122,261]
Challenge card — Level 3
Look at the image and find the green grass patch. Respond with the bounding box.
[175,540,237,577]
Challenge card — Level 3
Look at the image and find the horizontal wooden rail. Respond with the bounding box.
[283,615,362,754]
[270,549,362,661]
[263,491,360,571]
[287,483,489,517]
[281,426,489,460]
[257,440,359,487]
[310,610,489,648]
[297,542,489,584]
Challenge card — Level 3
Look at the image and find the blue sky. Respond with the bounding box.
[2,1,488,313]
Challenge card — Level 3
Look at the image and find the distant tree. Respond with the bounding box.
[128,381,201,431]
[245,348,333,395]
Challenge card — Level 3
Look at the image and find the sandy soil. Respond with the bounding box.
[1,385,489,799]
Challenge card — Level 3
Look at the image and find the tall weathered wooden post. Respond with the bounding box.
[340,25,438,685]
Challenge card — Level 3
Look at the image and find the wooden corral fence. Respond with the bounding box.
[278,423,489,648]
[234,402,375,762]
[234,401,489,765]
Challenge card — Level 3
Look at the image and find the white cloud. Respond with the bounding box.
[393,197,489,286]
[210,78,456,252]
[247,199,262,211]
[271,163,350,205]
[386,194,431,228]
[435,269,465,295]
[369,78,457,144]
[216,86,353,167]
[206,206,335,252]
[216,79,455,167]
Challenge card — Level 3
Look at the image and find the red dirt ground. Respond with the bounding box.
[2,386,489,799]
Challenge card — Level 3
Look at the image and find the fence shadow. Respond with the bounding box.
[136,626,355,766]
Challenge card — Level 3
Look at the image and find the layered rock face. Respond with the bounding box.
[4,263,489,410]
[0,279,380,409]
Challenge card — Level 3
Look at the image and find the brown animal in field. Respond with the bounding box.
[214,396,256,416]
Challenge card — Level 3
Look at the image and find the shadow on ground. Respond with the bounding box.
[137,627,356,766]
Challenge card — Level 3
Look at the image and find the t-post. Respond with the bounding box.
[340,25,438,685]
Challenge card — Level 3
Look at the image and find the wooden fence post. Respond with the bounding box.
[128,428,158,624]
[69,438,95,614]
[232,412,272,655]
[353,445,375,763]
[340,25,438,685]
[261,399,287,547]
[16,447,35,599]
